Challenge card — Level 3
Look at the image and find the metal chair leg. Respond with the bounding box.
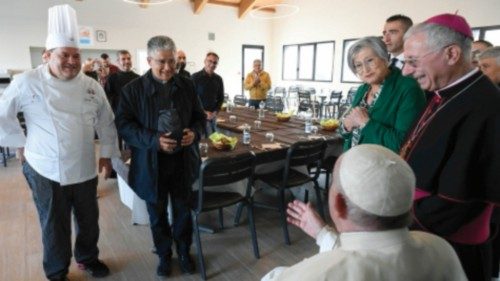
[192,212,207,280]
[234,202,245,226]
[278,189,291,245]
[314,180,326,220]
[246,200,260,258]
[218,208,224,229]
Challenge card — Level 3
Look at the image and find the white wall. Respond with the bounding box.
[270,0,500,97]
[1,0,498,98]
[0,0,273,97]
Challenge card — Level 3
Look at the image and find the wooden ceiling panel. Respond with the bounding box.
[191,0,285,18]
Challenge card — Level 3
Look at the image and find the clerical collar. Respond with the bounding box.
[152,75,171,85]
[435,68,479,96]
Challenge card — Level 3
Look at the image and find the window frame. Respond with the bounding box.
[472,24,500,41]
[281,40,335,82]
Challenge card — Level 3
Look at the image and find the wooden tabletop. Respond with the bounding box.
[206,106,342,163]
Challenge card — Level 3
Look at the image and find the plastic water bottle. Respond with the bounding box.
[259,100,266,109]
[305,109,312,134]
[243,124,251,144]
[258,100,266,119]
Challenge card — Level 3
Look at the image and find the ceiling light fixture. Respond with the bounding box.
[122,0,174,6]
[249,3,299,20]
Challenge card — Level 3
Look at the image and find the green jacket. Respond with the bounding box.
[342,67,426,152]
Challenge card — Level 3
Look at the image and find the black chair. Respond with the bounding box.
[346,86,358,104]
[297,90,311,112]
[274,87,286,98]
[324,90,343,118]
[288,85,301,95]
[233,95,247,106]
[255,140,326,245]
[266,96,285,112]
[0,146,9,167]
[305,87,316,95]
[191,152,260,280]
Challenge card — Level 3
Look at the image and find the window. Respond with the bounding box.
[472,25,500,46]
[282,41,335,82]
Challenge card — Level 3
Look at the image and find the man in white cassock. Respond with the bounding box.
[0,5,119,281]
[261,144,466,281]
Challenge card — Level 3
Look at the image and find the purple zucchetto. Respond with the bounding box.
[425,13,473,39]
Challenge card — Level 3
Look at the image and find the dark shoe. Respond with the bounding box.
[157,256,172,277]
[179,255,195,274]
[79,259,110,278]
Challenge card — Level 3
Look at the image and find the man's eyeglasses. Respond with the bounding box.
[402,45,452,69]
[353,57,379,74]
[149,57,175,66]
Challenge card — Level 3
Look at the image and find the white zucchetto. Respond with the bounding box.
[45,4,79,50]
[339,144,415,217]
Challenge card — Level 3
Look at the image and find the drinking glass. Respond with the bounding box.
[311,125,318,135]
[199,142,208,157]
[229,115,237,123]
[265,132,275,142]
[254,120,261,129]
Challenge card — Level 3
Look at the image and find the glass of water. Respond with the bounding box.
[229,115,237,123]
[311,125,319,135]
[265,132,274,142]
[199,142,208,157]
[254,120,261,129]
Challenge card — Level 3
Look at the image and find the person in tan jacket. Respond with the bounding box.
[244,59,271,108]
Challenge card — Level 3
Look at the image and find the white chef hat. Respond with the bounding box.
[45,4,79,50]
[339,144,415,217]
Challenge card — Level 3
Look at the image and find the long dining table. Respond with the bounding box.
[113,106,344,225]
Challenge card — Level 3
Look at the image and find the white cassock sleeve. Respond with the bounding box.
[316,226,338,253]
[261,226,339,281]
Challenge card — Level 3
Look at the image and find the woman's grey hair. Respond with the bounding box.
[332,160,412,230]
[478,46,500,64]
[347,36,389,74]
[404,22,472,62]
[147,35,176,56]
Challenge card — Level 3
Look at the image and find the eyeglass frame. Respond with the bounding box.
[353,56,383,74]
[402,44,453,69]
[148,57,176,67]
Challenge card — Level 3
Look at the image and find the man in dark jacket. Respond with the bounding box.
[115,35,205,277]
[191,52,224,136]
[105,50,139,151]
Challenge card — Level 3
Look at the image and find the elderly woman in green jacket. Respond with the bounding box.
[340,36,426,152]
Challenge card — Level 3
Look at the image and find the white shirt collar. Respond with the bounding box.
[339,228,410,251]
[437,68,479,93]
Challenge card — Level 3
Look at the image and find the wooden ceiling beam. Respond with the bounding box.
[238,0,257,18]
[208,0,239,8]
[194,0,209,14]
[139,0,149,9]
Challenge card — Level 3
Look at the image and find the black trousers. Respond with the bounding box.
[146,158,192,260]
[22,162,100,279]
[450,239,492,281]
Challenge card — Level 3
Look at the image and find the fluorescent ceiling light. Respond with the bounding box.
[123,0,174,5]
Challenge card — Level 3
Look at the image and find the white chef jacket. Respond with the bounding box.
[0,65,119,185]
[261,227,467,281]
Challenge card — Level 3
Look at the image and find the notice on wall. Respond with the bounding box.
[79,26,94,47]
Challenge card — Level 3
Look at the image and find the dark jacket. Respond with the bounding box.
[104,70,139,112]
[115,70,206,203]
[191,69,224,112]
[341,67,426,152]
